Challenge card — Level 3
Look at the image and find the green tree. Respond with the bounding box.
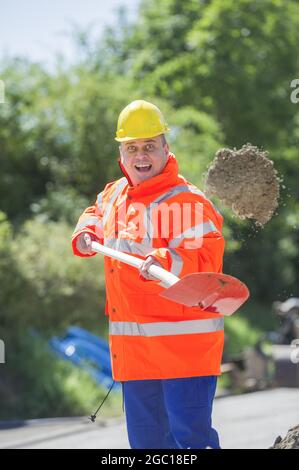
[98,0,299,302]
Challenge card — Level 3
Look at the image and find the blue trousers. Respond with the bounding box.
[122,376,220,449]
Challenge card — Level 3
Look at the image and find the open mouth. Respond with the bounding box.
[134,163,152,173]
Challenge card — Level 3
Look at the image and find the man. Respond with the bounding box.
[72,100,225,449]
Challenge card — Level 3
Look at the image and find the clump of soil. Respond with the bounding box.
[204,144,280,226]
[270,425,299,449]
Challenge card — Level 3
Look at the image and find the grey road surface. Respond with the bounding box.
[0,388,298,449]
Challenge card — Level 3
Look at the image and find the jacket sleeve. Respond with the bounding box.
[147,198,225,278]
[71,192,104,257]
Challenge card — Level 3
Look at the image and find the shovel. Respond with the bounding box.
[91,241,249,316]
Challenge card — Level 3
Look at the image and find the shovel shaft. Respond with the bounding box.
[91,241,179,288]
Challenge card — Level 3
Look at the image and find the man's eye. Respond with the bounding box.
[146,144,154,150]
[128,146,136,152]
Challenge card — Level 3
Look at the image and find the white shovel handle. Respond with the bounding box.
[91,241,179,288]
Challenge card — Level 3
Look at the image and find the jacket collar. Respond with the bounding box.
[118,153,181,198]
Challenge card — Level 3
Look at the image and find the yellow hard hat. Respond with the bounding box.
[115,99,170,142]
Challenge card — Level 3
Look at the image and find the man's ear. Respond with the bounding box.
[164,143,170,157]
[119,145,124,162]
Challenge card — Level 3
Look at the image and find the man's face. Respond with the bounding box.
[120,135,169,186]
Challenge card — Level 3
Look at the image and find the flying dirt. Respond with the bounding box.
[204,144,280,226]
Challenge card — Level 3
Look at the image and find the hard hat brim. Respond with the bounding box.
[115,128,170,142]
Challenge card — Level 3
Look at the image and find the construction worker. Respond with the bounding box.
[72,100,225,449]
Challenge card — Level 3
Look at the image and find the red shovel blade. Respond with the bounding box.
[159,272,249,316]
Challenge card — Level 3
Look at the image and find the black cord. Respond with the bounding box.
[121,382,125,413]
[89,380,115,423]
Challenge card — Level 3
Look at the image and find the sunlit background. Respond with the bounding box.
[0,0,139,68]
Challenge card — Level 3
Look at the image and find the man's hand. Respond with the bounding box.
[76,233,95,254]
[139,255,162,281]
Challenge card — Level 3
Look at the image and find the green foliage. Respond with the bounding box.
[0,333,121,420]
[1,216,108,336]
[0,59,137,223]
[0,215,116,419]
[168,106,224,185]
[117,0,299,147]
[0,61,52,221]
[224,304,274,357]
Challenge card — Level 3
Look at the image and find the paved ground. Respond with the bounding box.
[1,388,298,449]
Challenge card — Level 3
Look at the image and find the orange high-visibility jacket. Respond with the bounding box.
[72,153,225,381]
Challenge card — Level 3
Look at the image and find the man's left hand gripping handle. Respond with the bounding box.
[72,195,104,257]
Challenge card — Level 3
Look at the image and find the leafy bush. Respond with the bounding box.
[2,215,107,336]
[0,333,121,420]
[0,213,120,419]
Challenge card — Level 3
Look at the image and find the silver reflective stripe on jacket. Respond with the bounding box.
[165,248,183,277]
[104,238,153,257]
[143,184,216,244]
[143,185,193,242]
[104,239,183,278]
[75,216,103,232]
[109,317,224,337]
[102,177,127,227]
[168,220,218,249]
[97,191,103,207]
